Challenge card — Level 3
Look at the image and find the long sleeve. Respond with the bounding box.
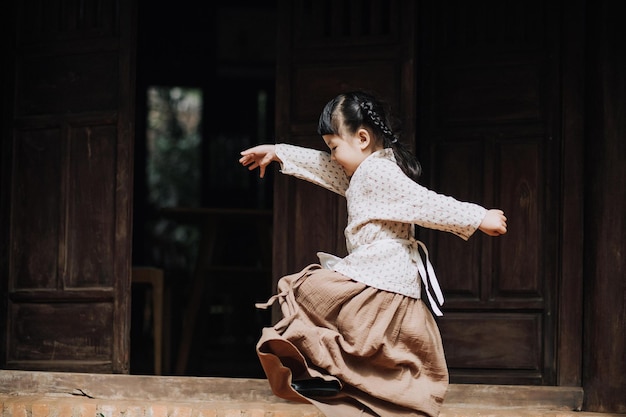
[348,152,487,241]
[275,143,350,196]
[346,151,487,240]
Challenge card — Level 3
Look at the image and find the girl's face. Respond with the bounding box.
[323,128,378,177]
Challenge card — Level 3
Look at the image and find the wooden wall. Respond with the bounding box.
[583,0,626,412]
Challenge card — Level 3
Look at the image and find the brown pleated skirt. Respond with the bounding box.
[256,264,449,417]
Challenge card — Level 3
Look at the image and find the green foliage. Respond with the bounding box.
[145,86,203,271]
[146,86,202,208]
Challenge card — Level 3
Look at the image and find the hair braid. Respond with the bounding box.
[359,101,398,144]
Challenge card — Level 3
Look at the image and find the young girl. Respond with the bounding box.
[239,91,507,417]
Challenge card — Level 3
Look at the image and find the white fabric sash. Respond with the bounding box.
[406,237,445,316]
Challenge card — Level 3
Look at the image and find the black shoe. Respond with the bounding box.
[291,378,341,397]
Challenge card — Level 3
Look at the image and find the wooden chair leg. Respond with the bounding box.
[132,267,164,375]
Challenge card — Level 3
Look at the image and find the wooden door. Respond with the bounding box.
[417,1,561,385]
[0,0,136,373]
[274,0,572,385]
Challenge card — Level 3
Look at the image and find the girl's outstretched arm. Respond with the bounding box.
[239,144,281,178]
[479,209,508,236]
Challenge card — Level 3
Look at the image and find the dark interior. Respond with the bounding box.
[130,0,277,377]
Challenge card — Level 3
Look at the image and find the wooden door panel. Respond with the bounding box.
[440,313,542,371]
[16,0,119,43]
[433,63,543,125]
[496,140,542,297]
[67,123,117,287]
[16,52,119,117]
[291,180,346,269]
[431,138,544,302]
[11,128,63,289]
[292,64,398,124]
[291,0,401,48]
[426,140,484,300]
[10,303,113,366]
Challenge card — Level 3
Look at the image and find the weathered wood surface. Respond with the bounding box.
[0,370,583,410]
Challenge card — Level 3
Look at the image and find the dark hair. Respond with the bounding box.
[317,91,422,182]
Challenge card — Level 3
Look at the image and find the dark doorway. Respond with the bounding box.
[131,0,277,377]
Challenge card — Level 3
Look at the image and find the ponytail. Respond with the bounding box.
[388,140,422,183]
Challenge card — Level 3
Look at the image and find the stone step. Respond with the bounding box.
[1,370,625,417]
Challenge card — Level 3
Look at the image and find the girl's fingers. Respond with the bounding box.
[239,153,258,166]
[240,147,275,178]
[239,154,266,178]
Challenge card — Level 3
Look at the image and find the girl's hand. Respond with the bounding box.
[239,144,281,178]
[479,209,508,236]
